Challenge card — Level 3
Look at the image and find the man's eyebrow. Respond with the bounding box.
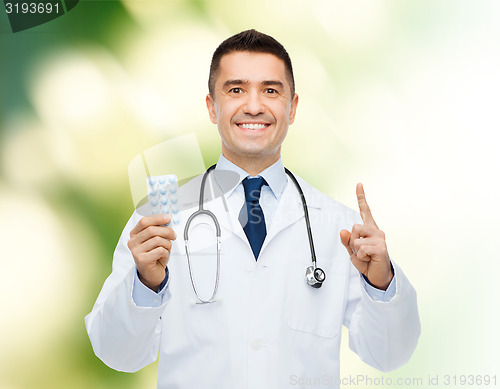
[222,79,249,88]
[221,79,285,89]
[262,80,284,89]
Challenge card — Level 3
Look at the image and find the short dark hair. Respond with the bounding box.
[208,29,295,97]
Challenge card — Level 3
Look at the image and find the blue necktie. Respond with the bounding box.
[241,177,267,259]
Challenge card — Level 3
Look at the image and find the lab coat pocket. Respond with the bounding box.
[286,258,345,339]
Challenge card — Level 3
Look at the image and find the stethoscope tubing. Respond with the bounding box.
[184,165,221,304]
[284,167,318,269]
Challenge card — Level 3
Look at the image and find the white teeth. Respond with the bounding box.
[238,123,268,130]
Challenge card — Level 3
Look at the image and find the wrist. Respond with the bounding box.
[138,272,162,292]
[371,274,393,290]
[364,269,394,291]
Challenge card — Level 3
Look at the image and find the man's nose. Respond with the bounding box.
[242,91,265,115]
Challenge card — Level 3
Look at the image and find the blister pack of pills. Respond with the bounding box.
[147,174,180,226]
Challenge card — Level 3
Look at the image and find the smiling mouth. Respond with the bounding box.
[236,123,270,130]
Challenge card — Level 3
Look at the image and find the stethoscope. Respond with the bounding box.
[184,164,326,304]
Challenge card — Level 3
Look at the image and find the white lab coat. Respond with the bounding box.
[85,174,420,389]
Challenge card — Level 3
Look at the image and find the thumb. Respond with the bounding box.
[340,229,354,255]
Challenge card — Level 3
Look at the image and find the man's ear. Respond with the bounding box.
[206,94,218,124]
[288,93,299,125]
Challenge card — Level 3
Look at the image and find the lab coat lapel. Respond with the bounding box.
[261,178,323,253]
[260,180,302,252]
[204,179,248,244]
[213,197,248,243]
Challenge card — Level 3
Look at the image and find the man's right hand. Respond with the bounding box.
[127,214,177,291]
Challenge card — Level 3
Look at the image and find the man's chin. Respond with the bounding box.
[225,146,276,160]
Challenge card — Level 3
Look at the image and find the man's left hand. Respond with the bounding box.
[340,183,393,290]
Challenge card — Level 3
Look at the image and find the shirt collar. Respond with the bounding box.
[215,154,287,199]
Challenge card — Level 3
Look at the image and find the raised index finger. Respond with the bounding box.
[356,183,377,227]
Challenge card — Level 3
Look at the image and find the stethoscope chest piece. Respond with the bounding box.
[305,265,325,288]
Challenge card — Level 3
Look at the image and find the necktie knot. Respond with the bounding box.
[242,176,266,203]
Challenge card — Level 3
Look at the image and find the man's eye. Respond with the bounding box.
[265,88,278,94]
[229,88,242,94]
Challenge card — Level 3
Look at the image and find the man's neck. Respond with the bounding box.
[222,152,280,176]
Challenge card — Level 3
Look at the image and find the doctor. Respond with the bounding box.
[85,29,420,388]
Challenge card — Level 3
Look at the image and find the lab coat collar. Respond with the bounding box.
[179,163,324,259]
[214,154,287,201]
[212,170,323,258]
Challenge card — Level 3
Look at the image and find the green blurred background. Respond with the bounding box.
[1,0,499,388]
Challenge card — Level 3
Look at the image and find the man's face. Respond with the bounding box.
[206,51,298,167]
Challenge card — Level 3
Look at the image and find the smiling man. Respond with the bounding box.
[86,30,420,389]
[206,50,298,176]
